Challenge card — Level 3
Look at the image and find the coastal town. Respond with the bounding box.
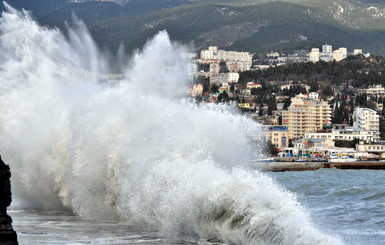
[188,45,385,164]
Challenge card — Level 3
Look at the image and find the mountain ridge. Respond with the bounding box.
[3,0,385,55]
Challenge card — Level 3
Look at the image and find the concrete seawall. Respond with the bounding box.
[254,161,385,171]
[254,161,323,172]
[324,161,385,170]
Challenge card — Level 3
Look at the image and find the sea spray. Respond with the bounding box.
[0,3,342,244]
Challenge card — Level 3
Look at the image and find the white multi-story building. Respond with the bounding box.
[353,49,363,55]
[333,47,347,62]
[200,46,252,71]
[322,45,333,53]
[353,107,380,142]
[210,72,239,85]
[358,84,385,97]
[309,92,319,99]
[309,48,320,62]
[304,127,377,143]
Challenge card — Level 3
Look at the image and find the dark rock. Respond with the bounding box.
[0,156,18,245]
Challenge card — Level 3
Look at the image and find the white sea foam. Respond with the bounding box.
[0,3,342,244]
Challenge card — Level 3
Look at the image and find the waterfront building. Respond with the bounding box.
[282,94,331,139]
[268,126,289,149]
[353,107,380,142]
[333,127,377,142]
[356,142,385,153]
[304,130,332,139]
[305,124,378,143]
[293,138,335,152]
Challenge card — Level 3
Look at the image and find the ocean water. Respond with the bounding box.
[9,169,385,245]
[270,169,385,245]
[10,169,385,244]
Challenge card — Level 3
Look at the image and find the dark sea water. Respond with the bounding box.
[10,169,385,245]
[270,169,385,245]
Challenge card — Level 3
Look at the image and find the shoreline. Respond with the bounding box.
[254,161,385,171]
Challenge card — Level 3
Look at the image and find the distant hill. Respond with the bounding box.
[3,0,385,55]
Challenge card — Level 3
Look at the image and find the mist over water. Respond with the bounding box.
[0,3,342,244]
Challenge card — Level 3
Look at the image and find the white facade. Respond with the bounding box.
[353,49,363,55]
[309,92,319,99]
[210,72,239,85]
[353,107,380,142]
[358,84,385,97]
[200,46,252,70]
[309,48,320,62]
[305,128,377,143]
[322,45,332,53]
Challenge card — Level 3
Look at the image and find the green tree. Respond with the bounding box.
[267,96,277,115]
[222,91,229,102]
[322,86,333,96]
[264,140,279,156]
[259,103,264,116]
[210,84,219,93]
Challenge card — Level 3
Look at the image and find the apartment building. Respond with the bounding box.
[333,48,347,62]
[353,107,380,142]
[358,84,385,97]
[210,72,239,85]
[304,128,377,143]
[200,46,252,71]
[282,94,331,139]
[309,48,320,62]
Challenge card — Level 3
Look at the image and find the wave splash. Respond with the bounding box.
[0,3,342,244]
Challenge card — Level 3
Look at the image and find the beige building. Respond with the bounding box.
[190,84,203,96]
[282,94,331,139]
[268,126,289,149]
[356,142,385,153]
[353,107,380,142]
[309,48,320,62]
[333,47,347,62]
